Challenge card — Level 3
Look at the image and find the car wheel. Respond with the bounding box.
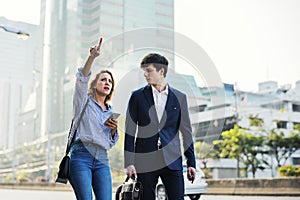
[156,185,168,200]
[188,194,201,200]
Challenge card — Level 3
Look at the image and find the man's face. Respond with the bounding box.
[143,64,164,85]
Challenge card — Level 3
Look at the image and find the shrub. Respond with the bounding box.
[278,165,300,177]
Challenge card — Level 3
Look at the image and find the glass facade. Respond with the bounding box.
[39,0,174,135]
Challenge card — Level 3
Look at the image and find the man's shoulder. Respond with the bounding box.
[132,85,150,95]
[169,86,186,97]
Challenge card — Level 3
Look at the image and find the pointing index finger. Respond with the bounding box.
[97,37,102,50]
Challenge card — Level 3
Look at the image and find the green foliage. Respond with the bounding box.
[194,141,215,159]
[212,121,300,178]
[213,125,244,177]
[213,125,243,159]
[16,173,32,183]
[5,174,12,182]
[278,165,300,177]
[266,128,300,167]
[213,125,268,178]
[240,132,265,177]
[294,124,300,132]
[248,114,264,127]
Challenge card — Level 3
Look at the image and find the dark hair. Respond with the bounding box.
[140,53,169,77]
[88,70,115,103]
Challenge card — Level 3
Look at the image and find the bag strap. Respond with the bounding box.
[65,97,90,155]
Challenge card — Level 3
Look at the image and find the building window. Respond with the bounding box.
[292,104,300,112]
[277,120,287,129]
[292,157,300,165]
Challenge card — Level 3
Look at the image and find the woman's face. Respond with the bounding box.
[95,72,113,96]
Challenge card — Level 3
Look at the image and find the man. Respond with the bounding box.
[124,53,197,200]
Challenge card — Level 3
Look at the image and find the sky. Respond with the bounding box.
[1,0,300,92]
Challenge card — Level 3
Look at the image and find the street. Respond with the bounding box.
[0,189,300,200]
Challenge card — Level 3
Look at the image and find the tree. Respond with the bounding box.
[213,125,268,178]
[266,129,286,168]
[240,133,266,178]
[265,127,300,168]
[194,141,216,169]
[213,125,244,177]
[212,116,300,178]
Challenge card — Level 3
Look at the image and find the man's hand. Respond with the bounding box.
[126,164,137,179]
[187,167,196,183]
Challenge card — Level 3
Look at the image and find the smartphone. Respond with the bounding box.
[105,112,120,123]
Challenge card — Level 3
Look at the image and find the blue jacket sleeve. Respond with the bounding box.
[179,94,196,168]
[124,93,138,167]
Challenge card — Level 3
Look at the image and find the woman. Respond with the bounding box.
[69,37,119,200]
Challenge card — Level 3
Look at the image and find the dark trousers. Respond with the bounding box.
[137,166,184,200]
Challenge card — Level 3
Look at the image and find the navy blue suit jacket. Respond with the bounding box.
[124,85,196,172]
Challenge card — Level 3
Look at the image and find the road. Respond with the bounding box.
[1,189,300,200]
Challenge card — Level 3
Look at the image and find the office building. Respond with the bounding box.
[0,17,41,149]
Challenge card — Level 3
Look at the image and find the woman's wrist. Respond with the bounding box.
[111,128,117,138]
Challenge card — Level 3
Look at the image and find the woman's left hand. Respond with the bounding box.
[105,118,118,137]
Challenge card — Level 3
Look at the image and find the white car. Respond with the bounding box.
[156,165,207,200]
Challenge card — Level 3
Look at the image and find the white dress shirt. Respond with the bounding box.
[151,85,168,122]
[151,85,168,148]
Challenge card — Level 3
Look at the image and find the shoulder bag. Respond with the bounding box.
[55,98,89,184]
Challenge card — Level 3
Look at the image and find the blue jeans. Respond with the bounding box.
[69,141,112,200]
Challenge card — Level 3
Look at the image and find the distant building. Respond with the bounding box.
[196,80,300,178]
[39,0,175,138]
[0,17,41,149]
